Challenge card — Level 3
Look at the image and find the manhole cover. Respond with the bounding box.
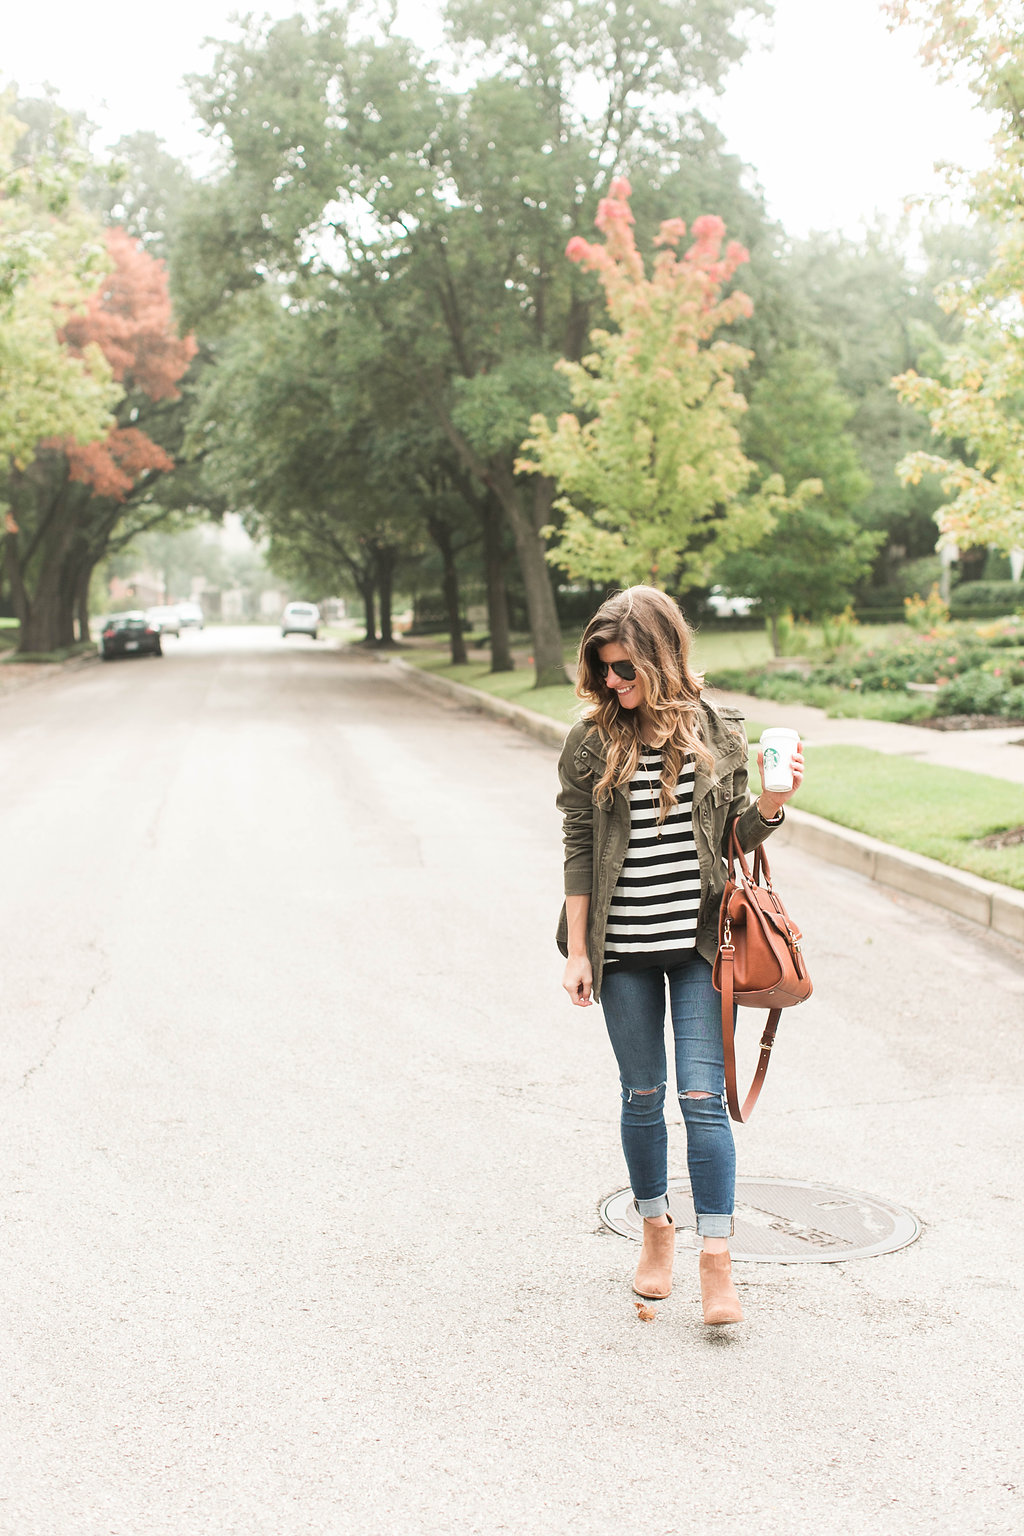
[599,1177,920,1263]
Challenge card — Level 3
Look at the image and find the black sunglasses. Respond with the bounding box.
[596,658,637,682]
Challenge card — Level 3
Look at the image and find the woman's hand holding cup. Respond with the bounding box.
[757,726,803,817]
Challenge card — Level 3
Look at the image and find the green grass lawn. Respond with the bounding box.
[744,741,1024,890]
[400,651,587,724]
[395,643,1024,890]
[688,621,910,677]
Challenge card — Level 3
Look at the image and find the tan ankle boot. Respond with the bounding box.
[633,1215,675,1299]
[699,1250,744,1324]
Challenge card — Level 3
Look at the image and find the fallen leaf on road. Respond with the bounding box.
[634,1302,657,1322]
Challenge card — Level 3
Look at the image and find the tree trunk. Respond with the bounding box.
[3,524,29,634]
[6,474,90,653]
[75,562,93,644]
[358,577,377,644]
[769,613,781,657]
[375,545,397,648]
[490,466,567,688]
[17,586,65,653]
[427,401,564,687]
[427,517,467,665]
[7,537,66,654]
[57,556,79,649]
[479,493,513,673]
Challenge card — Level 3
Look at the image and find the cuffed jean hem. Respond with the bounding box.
[634,1194,670,1220]
[696,1214,735,1238]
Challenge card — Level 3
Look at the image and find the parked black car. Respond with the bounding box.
[100,612,163,660]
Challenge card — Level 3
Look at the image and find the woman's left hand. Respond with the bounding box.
[756,743,804,819]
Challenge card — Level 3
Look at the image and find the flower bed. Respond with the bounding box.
[707,618,1024,721]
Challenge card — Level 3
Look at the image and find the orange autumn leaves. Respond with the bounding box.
[519,176,779,589]
[46,228,196,501]
[564,176,752,331]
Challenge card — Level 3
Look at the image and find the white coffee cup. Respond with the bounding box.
[759,727,800,793]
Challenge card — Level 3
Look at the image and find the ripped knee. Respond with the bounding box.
[678,1087,726,1115]
[621,1080,667,1107]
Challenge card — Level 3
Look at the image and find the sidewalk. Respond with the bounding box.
[396,634,1024,786]
[0,648,100,700]
[381,654,1024,950]
[708,689,1024,787]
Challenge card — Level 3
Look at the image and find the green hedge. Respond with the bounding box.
[950,581,1024,616]
[854,605,912,624]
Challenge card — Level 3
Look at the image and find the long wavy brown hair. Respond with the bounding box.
[576,586,714,821]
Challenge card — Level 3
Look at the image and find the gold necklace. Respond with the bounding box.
[641,750,663,840]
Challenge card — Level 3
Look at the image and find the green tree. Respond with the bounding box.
[764,224,991,587]
[178,0,776,684]
[0,101,116,481]
[889,2,1024,555]
[1,94,211,648]
[518,181,795,590]
[189,297,431,646]
[5,222,198,651]
[718,349,881,649]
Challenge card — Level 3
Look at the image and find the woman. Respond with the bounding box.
[556,586,803,1325]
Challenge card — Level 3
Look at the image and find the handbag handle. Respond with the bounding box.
[727,822,770,890]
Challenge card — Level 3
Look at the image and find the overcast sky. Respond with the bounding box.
[3,0,993,238]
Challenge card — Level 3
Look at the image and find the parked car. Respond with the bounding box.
[100,612,163,660]
[146,605,181,637]
[706,586,757,619]
[176,602,204,630]
[281,601,321,639]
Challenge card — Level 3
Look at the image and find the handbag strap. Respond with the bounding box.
[718,940,781,1124]
[720,824,781,1123]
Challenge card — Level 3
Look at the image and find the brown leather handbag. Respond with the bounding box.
[711,824,812,1123]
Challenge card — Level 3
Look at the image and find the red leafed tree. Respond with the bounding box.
[62,428,174,501]
[518,179,772,588]
[56,227,196,500]
[7,228,198,652]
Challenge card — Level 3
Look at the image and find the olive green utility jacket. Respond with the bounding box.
[555,700,782,1001]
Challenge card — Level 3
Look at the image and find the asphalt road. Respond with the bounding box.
[2,627,1022,1536]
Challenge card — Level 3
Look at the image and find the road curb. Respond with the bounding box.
[381,655,568,749]
[381,653,1024,946]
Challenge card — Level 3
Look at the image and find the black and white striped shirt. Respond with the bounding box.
[603,750,701,970]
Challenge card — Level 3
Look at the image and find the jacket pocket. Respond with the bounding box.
[712,773,734,806]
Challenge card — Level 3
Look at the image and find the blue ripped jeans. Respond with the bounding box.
[600,955,735,1238]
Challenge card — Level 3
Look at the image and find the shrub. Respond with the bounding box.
[936,669,1024,717]
[810,633,991,692]
[820,605,859,659]
[975,616,1024,648]
[707,622,1024,719]
[950,581,1024,617]
[904,583,950,631]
